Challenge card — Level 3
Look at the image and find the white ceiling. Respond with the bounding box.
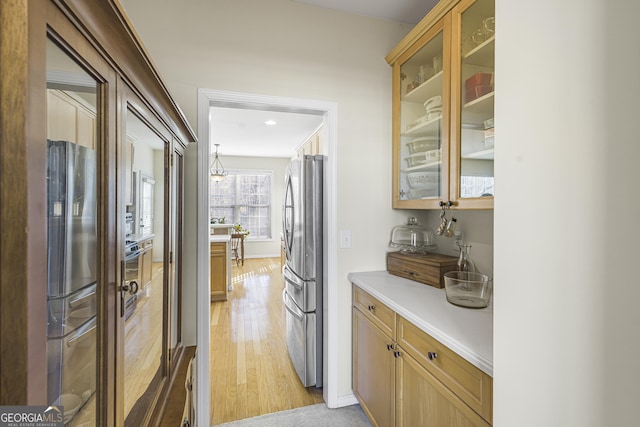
[209,0,438,158]
[210,106,324,158]
[294,0,439,25]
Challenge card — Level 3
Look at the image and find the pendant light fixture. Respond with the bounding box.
[210,143,228,182]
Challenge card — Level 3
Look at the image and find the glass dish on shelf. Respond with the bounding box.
[406,136,439,154]
[407,171,439,190]
[405,149,441,168]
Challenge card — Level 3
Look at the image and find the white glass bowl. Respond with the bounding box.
[443,271,493,308]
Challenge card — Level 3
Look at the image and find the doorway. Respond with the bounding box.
[196,89,338,427]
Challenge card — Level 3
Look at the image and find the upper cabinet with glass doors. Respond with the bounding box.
[387,0,495,209]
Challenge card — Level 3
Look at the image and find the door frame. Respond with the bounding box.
[196,89,339,426]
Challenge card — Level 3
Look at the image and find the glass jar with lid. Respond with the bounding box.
[389,217,437,254]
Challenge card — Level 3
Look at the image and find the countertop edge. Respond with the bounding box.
[209,235,231,243]
[348,271,493,376]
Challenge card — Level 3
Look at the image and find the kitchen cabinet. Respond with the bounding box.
[139,236,154,288]
[47,89,96,149]
[352,290,396,427]
[352,285,492,426]
[386,0,495,209]
[210,239,230,302]
[1,0,196,424]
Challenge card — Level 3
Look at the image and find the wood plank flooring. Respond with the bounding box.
[210,257,324,426]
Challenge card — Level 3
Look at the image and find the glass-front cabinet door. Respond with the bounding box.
[389,0,494,210]
[120,105,170,426]
[45,37,100,426]
[393,15,451,209]
[451,0,495,208]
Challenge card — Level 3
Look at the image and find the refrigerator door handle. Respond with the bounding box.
[283,289,305,321]
[283,266,305,290]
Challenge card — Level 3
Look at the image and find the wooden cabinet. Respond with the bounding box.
[396,346,490,427]
[47,89,96,149]
[353,307,396,427]
[297,125,324,156]
[139,237,154,288]
[386,0,495,210]
[352,286,493,426]
[352,289,396,427]
[210,241,229,301]
[1,0,197,423]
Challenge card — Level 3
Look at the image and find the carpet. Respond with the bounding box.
[212,403,372,427]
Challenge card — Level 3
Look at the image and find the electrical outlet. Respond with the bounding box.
[452,231,463,253]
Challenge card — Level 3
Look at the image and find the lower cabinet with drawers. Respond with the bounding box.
[352,285,492,427]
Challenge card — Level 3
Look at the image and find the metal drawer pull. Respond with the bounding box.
[367,304,375,311]
[386,343,394,351]
[427,351,438,360]
[393,350,401,358]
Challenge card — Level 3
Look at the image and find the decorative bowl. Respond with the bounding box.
[443,271,493,308]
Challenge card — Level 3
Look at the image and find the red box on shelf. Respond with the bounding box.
[465,72,493,102]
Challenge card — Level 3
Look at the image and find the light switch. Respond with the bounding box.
[340,230,352,249]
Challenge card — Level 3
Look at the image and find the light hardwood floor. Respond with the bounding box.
[210,257,324,426]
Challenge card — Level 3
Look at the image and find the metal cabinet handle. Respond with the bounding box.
[367,304,375,311]
[427,351,438,360]
[386,343,395,351]
[393,350,401,358]
[121,281,139,295]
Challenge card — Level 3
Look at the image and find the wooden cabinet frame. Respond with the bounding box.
[386,0,494,210]
[0,1,196,425]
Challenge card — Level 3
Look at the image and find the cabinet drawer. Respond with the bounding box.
[397,315,492,423]
[353,286,395,339]
[210,242,226,254]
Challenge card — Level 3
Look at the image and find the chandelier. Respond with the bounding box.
[210,143,228,182]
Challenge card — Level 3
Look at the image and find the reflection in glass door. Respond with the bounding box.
[122,110,166,426]
[457,0,495,199]
[45,38,99,426]
[398,24,447,202]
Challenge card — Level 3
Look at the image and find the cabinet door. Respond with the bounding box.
[210,242,227,301]
[396,348,491,427]
[353,307,395,427]
[393,14,451,209]
[450,0,495,208]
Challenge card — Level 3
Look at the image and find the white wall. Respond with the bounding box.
[120,0,413,402]
[212,155,290,258]
[495,0,640,426]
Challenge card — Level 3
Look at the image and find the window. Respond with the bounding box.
[209,170,272,239]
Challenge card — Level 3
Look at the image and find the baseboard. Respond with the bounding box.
[333,392,359,408]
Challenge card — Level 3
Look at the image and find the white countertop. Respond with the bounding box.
[348,271,493,376]
[210,235,231,243]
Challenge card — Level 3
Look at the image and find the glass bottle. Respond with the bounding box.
[457,244,476,272]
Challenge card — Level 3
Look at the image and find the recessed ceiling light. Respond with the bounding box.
[265,120,277,126]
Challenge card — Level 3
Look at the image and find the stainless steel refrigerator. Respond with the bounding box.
[282,155,323,388]
[47,139,98,422]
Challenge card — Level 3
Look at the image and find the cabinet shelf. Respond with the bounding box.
[403,71,443,103]
[403,115,441,137]
[462,148,494,160]
[463,36,495,67]
[402,160,442,173]
[462,91,494,126]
